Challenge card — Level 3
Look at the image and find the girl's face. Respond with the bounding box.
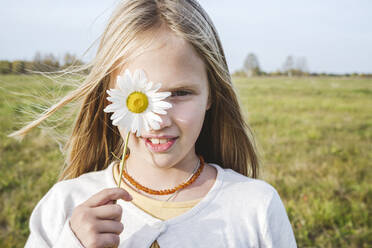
[116,27,210,170]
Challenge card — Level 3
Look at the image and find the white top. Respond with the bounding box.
[25,162,297,248]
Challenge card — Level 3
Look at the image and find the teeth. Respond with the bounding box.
[149,138,170,144]
[149,138,159,144]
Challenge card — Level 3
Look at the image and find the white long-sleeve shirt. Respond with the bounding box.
[25,162,297,248]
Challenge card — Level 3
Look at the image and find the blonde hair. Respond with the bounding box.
[10,0,259,180]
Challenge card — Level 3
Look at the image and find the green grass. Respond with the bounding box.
[1,75,371,247]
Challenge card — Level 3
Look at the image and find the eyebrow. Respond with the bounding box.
[161,82,200,91]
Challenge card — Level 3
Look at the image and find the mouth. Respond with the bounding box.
[143,137,178,152]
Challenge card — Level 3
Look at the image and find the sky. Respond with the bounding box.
[1,0,371,74]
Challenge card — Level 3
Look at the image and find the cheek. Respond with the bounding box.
[173,101,206,133]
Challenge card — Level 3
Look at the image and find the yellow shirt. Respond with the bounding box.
[112,162,202,220]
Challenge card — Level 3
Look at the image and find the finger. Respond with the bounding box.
[96,220,124,234]
[96,233,120,248]
[84,188,132,208]
[93,204,123,221]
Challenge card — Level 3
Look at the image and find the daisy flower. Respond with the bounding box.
[104,69,172,137]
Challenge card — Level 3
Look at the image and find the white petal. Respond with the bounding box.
[107,93,126,103]
[140,79,148,89]
[117,75,129,93]
[107,94,125,101]
[144,81,153,91]
[133,69,140,82]
[151,82,161,91]
[107,96,125,104]
[147,91,171,100]
[131,115,140,133]
[148,119,160,130]
[122,69,134,90]
[135,116,144,137]
[106,101,125,108]
[152,100,172,109]
[111,109,128,121]
[142,116,150,132]
[103,105,113,113]
[104,103,124,113]
[124,69,132,82]
[112,111,129,126]
[106,89,123,96]
[152,108,167,115]
[145,111,162,123]
[133,69,147,88]
[116,113,134,129]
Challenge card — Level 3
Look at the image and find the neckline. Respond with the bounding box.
[105,161,224,225]
[122,182,202,208]
[112,162,203,207]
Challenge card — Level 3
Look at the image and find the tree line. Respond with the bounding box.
[233,53,372,77]
[0,52,84,74]
[1,51,370,77]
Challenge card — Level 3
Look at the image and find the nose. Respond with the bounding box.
[156,112,172,130]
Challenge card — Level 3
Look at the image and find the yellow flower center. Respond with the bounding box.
[126,92,149,113]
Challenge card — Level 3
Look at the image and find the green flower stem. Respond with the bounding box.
[118,131,130,189]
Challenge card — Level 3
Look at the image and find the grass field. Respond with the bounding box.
[0,74,371,247]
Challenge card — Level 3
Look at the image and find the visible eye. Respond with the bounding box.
[171,90,191,97]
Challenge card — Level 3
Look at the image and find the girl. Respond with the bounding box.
[15,0,297,247]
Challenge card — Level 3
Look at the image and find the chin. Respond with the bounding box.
[145,153,180,170]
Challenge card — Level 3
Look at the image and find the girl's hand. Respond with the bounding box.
[70,188,132,248]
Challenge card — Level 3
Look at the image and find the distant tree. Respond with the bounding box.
[31,52,60,72]
[282,55,294,77]
[295,57,308,74]
[282,56,310,77]
[269,70,283,77]
[32,51,44,71]
[63,53,74,67]
[0,60,12,74]
[12,60,26,74]
[360,73,372,78]
[62,52,83,68]
[24,61,33,73]
[260,71,268,76]
[43,53,60,71]
[231,69,246,77]
[243,53,261,77]
[33,51,42,63]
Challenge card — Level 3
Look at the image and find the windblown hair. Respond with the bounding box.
[10,0,259,180]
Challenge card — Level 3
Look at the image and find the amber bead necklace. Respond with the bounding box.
[123,157,201,201]
[120,155,204,197]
